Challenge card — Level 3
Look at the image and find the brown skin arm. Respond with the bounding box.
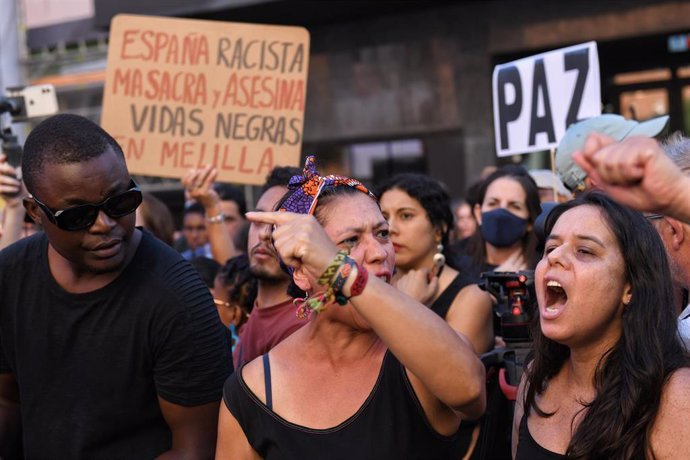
[0,373,22,457]
[445,285,494,355]
[215,402,260,460]
[156,397,220,460]
[182,166,237,265]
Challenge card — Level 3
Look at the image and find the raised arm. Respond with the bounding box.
[247,210,486,420]
[182,166,237,264]
[573,133,690,223]
[0,155,27,249]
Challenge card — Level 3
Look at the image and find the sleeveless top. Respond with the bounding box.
[515,413,567,460]
[430,273,473,319]
[223,350,469,460]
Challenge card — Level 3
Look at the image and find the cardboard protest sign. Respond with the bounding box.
[492,41,600,157]
[102,14,309,184]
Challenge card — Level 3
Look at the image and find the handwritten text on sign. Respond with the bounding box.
[492,41,600,157]
[101,15,310,184]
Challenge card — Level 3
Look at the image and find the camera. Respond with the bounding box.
[479,270,536,343]
[1,84,59,167]
[3,85,59,122]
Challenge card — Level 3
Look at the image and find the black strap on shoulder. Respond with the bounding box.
[430,274,470,318]
[263,353,273,410]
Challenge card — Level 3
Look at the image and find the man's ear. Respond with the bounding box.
[665,217,686,250]
[23,197,43,225]
[292,267,313,293]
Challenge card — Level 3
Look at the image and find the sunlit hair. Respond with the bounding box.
[524,191,687,459]
[662,131,690,175]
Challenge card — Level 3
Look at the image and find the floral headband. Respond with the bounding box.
[279,155,376,215]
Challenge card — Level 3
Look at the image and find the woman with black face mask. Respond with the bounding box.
[462,165,542,280]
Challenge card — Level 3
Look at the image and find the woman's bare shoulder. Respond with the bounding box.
[650,367,690,457]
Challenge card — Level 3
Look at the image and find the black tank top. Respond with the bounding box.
[223,350,469,460]
[515,413,567,460]
[430,273,472,319]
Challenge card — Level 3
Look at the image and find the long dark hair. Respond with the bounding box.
[524,192,687,459]
[375,173,458,269]
[467,164,541,270]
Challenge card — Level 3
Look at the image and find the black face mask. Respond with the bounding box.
[479,208,528,247]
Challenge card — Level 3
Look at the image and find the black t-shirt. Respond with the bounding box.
[0,230,232,459]
[224,350,469,460]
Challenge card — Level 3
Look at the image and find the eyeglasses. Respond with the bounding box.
[33,180,142,231]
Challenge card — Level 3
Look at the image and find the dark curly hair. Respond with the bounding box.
[524,191,688,459]
[217,254,257,317]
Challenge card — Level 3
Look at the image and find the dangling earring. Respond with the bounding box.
[294,292,310,319]
[432,243,446,270]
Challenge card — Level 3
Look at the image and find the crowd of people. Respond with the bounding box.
[0,110,689,459]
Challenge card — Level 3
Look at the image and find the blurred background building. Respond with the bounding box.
[2,0,690,214]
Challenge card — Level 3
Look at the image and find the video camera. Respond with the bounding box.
[1,84,59,167]
[479,270,535,344]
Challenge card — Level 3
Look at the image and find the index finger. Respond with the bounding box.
[245,210,297,225]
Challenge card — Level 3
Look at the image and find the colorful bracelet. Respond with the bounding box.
[318,250,349,286]
[347,263,369,298]
[294,251,367,318]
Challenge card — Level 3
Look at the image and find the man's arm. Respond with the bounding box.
[573,133,690,223]
[156,397,220,460]
[182,166,237,264]
[0,155,27,250]
[0,373,22,458]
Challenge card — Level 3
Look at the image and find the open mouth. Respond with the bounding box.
[545,280,567,310]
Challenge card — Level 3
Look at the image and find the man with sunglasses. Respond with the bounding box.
[0,114,231,458]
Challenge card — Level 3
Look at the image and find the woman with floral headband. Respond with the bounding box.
[216,157,486,459]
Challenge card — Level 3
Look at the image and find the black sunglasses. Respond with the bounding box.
[33,180,142,231]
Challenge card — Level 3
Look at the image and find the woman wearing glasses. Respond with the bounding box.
[216,157,486,459]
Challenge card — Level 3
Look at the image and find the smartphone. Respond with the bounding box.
[5,84,59,122]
